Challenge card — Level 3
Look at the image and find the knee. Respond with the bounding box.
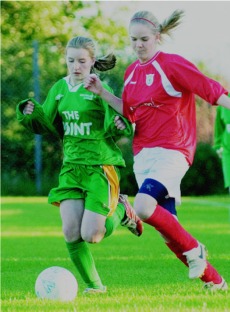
[81,229,105,244]
[135,178,171,220]
[134,193,157,220]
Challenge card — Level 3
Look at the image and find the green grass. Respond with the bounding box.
[1,196,230,311]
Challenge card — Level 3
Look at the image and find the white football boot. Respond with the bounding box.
[183,242,207,279]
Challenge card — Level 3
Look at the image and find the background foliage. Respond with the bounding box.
[1,1,228,196]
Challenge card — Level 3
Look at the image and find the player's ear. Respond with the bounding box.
[90,58,96,73]
[92,57,96,67]
[156,32,161,42]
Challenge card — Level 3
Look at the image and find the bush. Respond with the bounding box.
[2,140,225,196]
[181,142,226,195]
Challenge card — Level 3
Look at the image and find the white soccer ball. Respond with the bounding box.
[35,266,78,301]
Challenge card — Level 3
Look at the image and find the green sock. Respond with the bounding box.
[104,203,125,238]
[66,238,103,289]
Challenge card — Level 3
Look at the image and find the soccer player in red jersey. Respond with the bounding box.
[84,10,230,291]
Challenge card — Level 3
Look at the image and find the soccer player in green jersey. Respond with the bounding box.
[214,102,230,194]
[16,36,143,294]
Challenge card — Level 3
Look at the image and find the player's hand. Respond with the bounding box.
[114,115,126,130]
[23,101,35,115]
[84,74,103,95]
[216,147,223,159]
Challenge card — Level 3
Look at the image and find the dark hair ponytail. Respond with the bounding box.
[94,53,116,72]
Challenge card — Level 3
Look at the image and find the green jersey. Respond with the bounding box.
[214,105,230,188]
[17,76,133,167]
[214,106,230,154]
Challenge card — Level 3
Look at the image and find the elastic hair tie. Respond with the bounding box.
[131,17,157,28]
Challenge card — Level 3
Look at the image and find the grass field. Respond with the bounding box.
[1,196,230,312]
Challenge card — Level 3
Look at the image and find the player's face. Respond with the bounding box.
[66,47,95,84]
[129,23,159,63]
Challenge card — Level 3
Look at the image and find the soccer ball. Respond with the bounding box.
[35,266,78,301]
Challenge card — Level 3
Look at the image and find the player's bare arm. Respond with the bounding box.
[84,74,123,114]
[217,93,230,109]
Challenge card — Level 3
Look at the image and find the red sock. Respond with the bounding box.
[166,241,188,266]
[200,263,223,284]
[145,205,198,252]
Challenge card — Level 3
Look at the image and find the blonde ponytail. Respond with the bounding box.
[160,10,184,37]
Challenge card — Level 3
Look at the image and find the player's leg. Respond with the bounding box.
[48,164,106,292]
[160,197,177,216]
[135,181,227,288]
[134,148,207,279]
[135,188,208,279]
[154,178,226,287]
[81,165,142,241]
[80,165,122,242]
[60,199,105,291]
[81,210,107,243]
[102,165,143,237]
[157,187,226,287]
[157,196,188,265]
[81,197,142,243]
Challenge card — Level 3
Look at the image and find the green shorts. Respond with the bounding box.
[48,164,121,217]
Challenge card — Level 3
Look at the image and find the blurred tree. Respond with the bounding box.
[1,1,132,195]
[1,1,228,196]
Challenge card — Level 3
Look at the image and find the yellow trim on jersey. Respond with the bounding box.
[102,165,120,216]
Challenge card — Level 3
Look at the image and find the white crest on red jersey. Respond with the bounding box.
[146,74,154,86]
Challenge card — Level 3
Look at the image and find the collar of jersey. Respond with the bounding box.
[63,76,83,92]
[138,51,161,67]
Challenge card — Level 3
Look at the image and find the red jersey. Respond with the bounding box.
[122,51,228,165]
